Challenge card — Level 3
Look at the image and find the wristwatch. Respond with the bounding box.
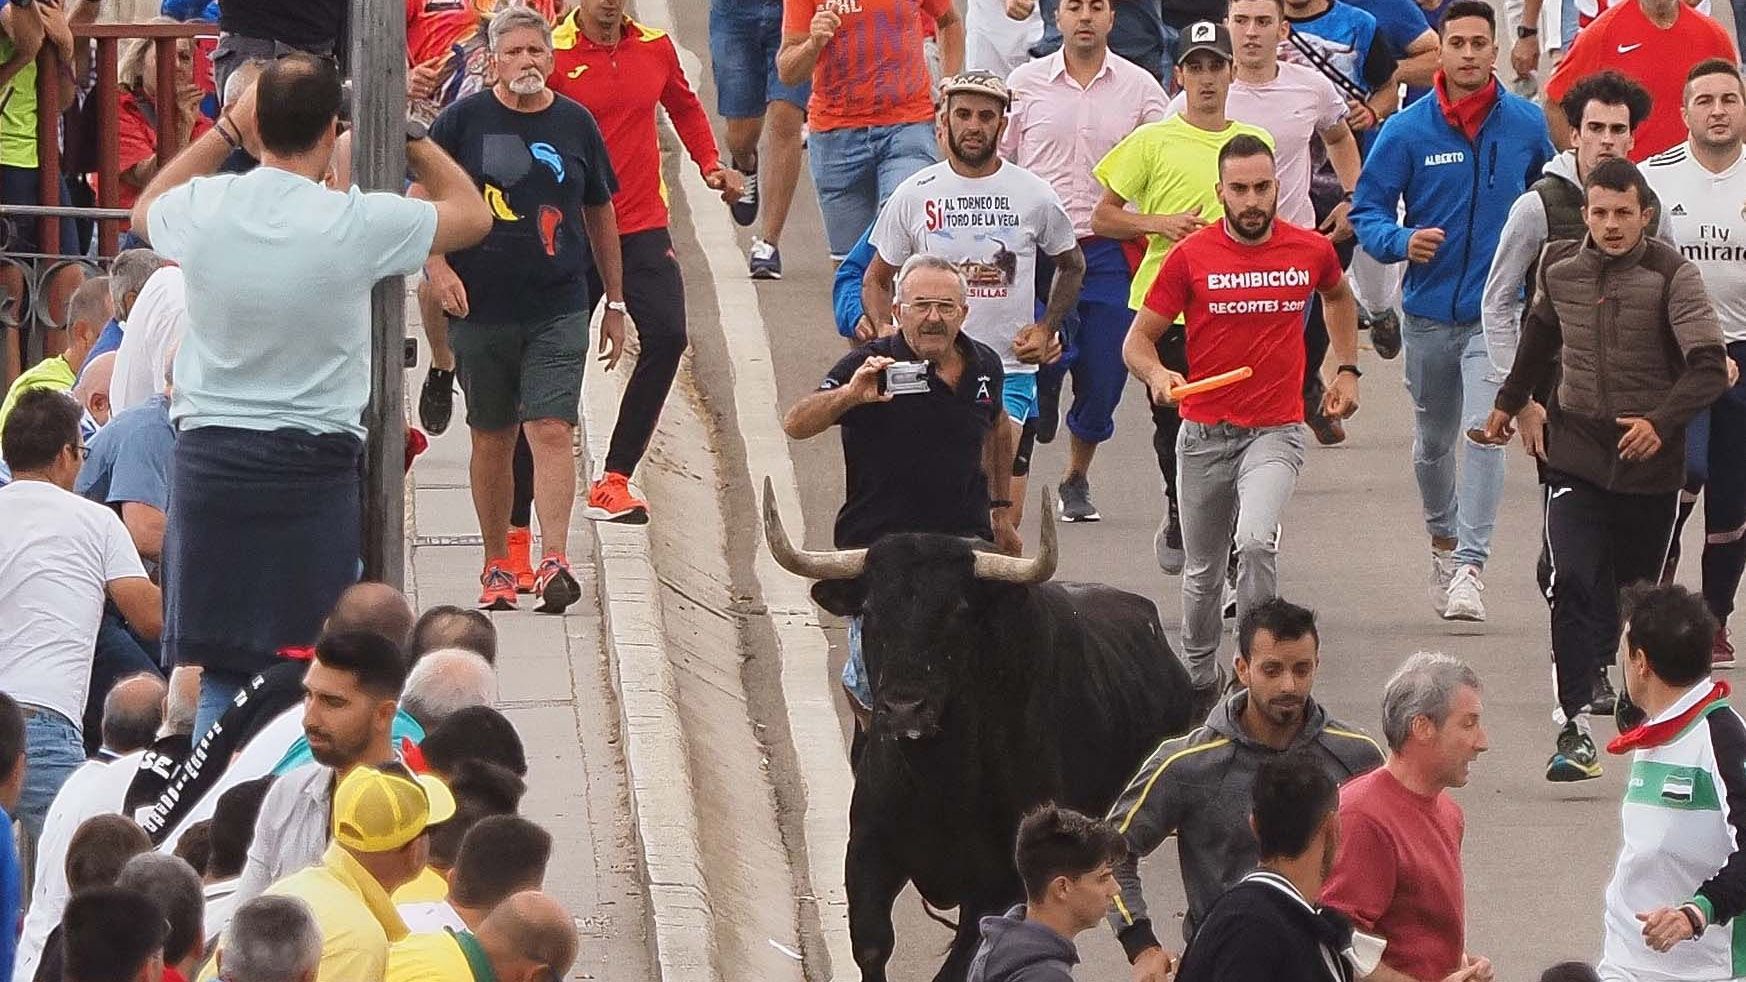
[405,118,429,142]
[1337,364,1363,378]
[606,300,629,314]
[1516,25,1538,38]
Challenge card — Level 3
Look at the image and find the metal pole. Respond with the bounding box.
[350,0,408,586]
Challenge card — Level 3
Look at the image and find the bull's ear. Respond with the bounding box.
[811,579,868,617]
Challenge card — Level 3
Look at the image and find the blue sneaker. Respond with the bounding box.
[730,167,759,227]
[749,238,782,280]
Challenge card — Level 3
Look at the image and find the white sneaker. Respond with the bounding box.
[1443,564,1487,622]
[1428,549,1456,616]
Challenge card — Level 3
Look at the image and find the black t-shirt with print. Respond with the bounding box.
[823,332,1006,548]
[430,90,618,324]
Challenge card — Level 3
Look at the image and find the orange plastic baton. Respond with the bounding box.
[1168,366,1253,401]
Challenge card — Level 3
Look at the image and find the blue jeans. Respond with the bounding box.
[807,121,938,258]
[16,709,84,841]
[193,670,248,745]
[1401,315,1507,569]
[709,0,809,118]
[83,603,164,755]
[841,615,870,710]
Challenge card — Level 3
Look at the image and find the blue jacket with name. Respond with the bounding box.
[1352,84,1553,325]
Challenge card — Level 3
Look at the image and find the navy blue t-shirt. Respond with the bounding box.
[1284,1,1398,99]
[431,90,618,324]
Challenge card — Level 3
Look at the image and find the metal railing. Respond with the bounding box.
[0,20,208,387]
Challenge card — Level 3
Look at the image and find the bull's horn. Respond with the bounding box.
[762,476,868,580]
[972,487,1058,584]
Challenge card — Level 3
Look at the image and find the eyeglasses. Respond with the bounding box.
[72,444,89,460]
[900,300,962,316]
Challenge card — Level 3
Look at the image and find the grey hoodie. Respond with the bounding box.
[1103,691,1383,959]
[967,905,1079,982]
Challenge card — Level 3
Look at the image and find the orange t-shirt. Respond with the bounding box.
[406,0,558,70]
[781,0,950,133]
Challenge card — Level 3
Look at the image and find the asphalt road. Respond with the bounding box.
[660,2,1741,979]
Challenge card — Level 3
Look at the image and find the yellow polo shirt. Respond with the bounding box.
[1093,115,1275,309]
[201,844,410,982]
[393,865,450,904]
[387,928,496,982]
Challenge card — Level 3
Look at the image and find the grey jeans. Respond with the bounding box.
[1177,420,1307,689]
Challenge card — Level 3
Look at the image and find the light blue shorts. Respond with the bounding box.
[1004,370,1039,424]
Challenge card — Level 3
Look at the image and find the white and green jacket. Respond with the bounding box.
[1601,681,1746,982]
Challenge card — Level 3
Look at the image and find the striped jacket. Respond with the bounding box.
[1602,680,1746,982]
[1104,691,1383,960]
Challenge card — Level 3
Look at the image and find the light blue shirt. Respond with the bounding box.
[147,167,438,439]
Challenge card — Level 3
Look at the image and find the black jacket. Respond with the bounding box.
[1177,871,1356,982]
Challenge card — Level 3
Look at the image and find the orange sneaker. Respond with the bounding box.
[583,472,650,524]
[534,552,581,614]
[506,526,536,593]
[478,560,518,611]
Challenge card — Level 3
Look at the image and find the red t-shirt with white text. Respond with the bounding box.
[1141,218,1342,428]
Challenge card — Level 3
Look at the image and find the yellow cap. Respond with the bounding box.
[332,764,457,853]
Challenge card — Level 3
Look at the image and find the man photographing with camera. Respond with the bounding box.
[783,253,1015,718]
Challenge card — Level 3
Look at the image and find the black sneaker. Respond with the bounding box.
[1587,670,1617,717]
[1546,721,1603,782]
[419,367,455,436]
[730,166,760,227]
[1057,474,1100,522]
[1366,307,1402,360]
[749,238,782,280]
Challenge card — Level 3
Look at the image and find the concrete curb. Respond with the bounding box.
[579,363,721,982]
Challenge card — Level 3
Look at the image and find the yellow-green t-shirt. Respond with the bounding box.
[1093,115,1275,310]
[0,354,74,433]
[0,36,38,169]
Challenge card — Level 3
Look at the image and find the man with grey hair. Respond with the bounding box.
[107,264,185,414]
[1322,652,1493,982]
[781,253,1014,718]
[402,649,497,731]
[422,6,624,615]
[116,852,206,980]
[218,895,322,982]
[89,248,169,368]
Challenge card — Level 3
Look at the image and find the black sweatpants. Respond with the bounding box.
[1150,323,1189,505]
[510,227,688,523]
[1545,471,1679,722]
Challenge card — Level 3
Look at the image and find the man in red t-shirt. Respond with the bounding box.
[1542,0,1735,160]
[1321,652,1493,982]
[1123,134,1360,705]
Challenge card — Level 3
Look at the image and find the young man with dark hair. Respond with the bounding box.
[445,815,554,928]
[1600,584,1746,981]
[200,776,275,946]
[1123,131,1360,706]
[0,387,158,838]
[22,814,154,982]
[1486,157,1728,782]
[233,631,414,905]
[1175,754,1355,982]
[1645,59,1746,666]
[130,51,490,740]
[966,804,1125,982]
[62,886,168,982]
[420,706,528,779]
[116,853,205,982]
[1352,0,1553,625]
[1104,597,1380,980]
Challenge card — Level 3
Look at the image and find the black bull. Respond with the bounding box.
[763,481,1195,982]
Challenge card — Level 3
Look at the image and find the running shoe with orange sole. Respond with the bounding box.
[479,560,518,611]
[534,553,580,614]
[583,472,650,525]
[506,526,536,593]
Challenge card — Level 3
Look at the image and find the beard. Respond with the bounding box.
[507,72,546,96]
[307,728,371,768]
[949,129,997,167]
[1228,205,1275,242]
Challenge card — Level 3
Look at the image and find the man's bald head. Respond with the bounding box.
[322,582,415,650]
[74,351,116,424]
[479,891,578,982]
[102,672,166,754]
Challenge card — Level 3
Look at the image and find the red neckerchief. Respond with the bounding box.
[1607,679,1732,755]
[1434,70,1499,143]
[401,736,429,774]
[277,645,316,661]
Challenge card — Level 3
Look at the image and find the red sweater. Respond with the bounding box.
[1320,767,1467,982]
[549,14,721,235]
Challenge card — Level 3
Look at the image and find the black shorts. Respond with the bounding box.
[449,308,590,429]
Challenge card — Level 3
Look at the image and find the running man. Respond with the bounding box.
[863,70,1085,526]
[1122,134,1361,713]
[547,0,744,526]
[1090,21,1273,575]
[709,0,808,278]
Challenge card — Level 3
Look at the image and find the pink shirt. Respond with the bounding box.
[1002,50,1169,238]
[1167,62,1347,227]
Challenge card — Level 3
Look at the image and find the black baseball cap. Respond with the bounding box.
[1176,21,1234,64]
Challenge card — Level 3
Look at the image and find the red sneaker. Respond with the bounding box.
[506,526,536,594]
[534,552,580,614]
[478,560,518,611]
[1715,627,1736,670]
[583,472,650,525]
